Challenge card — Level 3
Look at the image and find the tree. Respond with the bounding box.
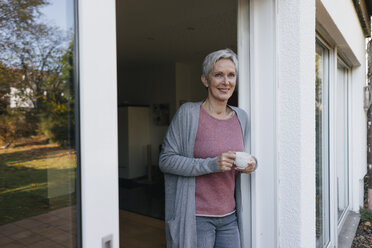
[40,42,76,146]
[0,0,75,146]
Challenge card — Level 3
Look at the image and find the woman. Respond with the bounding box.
[159,49,257,248]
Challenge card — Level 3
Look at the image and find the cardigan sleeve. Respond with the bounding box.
[159,104,220,177]
[232,106,258,172]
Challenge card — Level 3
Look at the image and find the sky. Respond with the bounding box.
[39,0,74,31]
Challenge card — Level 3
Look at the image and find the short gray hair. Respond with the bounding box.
[202,48,238,79]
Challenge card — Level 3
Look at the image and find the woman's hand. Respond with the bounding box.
[236,157,257,174]
[217,151,236,172]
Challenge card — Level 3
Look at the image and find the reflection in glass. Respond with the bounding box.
[336,60,349,222]
[315,41,330,248]
[0,0,78,247]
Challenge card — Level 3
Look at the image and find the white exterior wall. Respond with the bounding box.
[9,87,34,108]
[271,0,367,246]
[277,0,316,247]
[321,0,365,59]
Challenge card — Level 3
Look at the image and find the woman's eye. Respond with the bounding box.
[228,73,235,78]
[215,73,222,77]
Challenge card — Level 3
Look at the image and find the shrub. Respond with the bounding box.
[40,101,75,147]
[0,108,38,145]
[360,208,372,223]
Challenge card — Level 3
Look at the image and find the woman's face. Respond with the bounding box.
[202,58,237,103]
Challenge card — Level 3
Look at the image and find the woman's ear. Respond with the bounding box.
[201,75,208,88]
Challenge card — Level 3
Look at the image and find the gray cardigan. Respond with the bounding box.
[159,101,250,248]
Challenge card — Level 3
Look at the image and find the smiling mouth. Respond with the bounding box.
[218,88,230,93]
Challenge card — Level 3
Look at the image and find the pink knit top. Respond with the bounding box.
[194,106,244,217]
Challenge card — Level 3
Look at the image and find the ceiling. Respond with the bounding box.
[116,0,237,64]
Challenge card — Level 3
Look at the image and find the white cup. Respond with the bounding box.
[234,152,254,169]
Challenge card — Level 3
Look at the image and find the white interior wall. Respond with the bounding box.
[175,62,206,109]
[117,63,175,165]
[118,62,205,166]
[175,63,191,108]
[117,63,176,111]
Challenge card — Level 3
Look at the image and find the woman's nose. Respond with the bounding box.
[222,76,230,84]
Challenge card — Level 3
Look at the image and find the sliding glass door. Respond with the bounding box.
[0,0,80,247]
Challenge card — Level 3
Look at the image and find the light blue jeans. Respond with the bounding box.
[196,213,241,248]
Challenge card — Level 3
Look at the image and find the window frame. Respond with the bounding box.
[315,30,356,247]
[335,56,351,231]
[315,36,332,248]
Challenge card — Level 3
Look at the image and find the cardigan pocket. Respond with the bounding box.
[166,218,179,247]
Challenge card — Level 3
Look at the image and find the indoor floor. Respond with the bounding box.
[120,210,165,248]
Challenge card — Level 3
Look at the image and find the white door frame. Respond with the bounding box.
[78,0,279,247]
[78,0,119,247]
[237,1,252,247]
[239,0,278,247]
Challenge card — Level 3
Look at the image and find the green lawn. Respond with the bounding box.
[0,137,77,225]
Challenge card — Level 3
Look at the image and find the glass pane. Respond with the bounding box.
[336,61,349,222]
[0,0,78,247]
[315,40,330,248]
